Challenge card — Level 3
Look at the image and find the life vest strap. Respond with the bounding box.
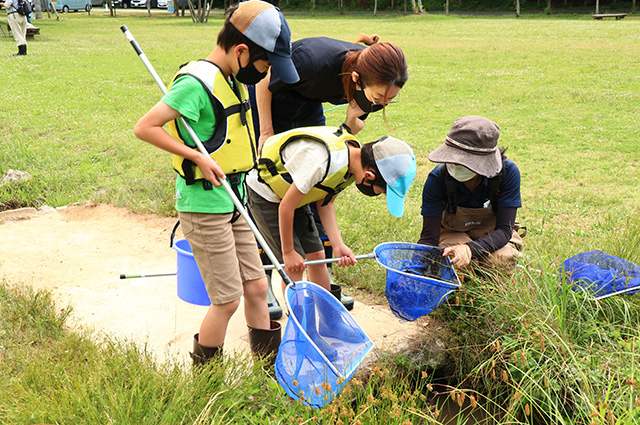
[259,158,279,177]
[315,183,345,207]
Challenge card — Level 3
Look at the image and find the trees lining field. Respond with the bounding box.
[223,0,637,14]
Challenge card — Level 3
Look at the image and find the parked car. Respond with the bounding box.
[130,0,145,6]
[51,0,92,12]
[110,0,131,7]
[156,0,166,7]
[90,0,103,6]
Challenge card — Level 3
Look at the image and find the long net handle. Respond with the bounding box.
[263,252,375,270]
[120,25,294,287]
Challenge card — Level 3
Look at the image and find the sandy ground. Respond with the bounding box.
[0,203,426,366]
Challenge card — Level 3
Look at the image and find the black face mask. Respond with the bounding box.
[356,177,381,197]
[353,89,384,114]
[236,57,268,85]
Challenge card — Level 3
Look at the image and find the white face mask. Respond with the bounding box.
[446,163,477,182]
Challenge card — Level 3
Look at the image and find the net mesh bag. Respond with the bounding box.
[561,250,640,299]
[275,281,374,408]
[374,242,460,321]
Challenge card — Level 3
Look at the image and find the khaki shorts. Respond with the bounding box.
[247,187,324,263]
[178,211,265,305]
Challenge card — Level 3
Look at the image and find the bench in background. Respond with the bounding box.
[6,23,41,40]
[592,13,627,20]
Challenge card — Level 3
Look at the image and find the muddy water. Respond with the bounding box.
[433,393,494,424]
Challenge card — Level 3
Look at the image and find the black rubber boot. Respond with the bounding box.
[13,44,27,56]
[190,333,223,366]
[258,243,283,320]
[328,264,355,311]
[330,283,354,311]
[248,320,281,366]
[330,283,342,300]
[266,272,283,320]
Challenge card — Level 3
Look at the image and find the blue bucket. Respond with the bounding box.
[173,238,211,306]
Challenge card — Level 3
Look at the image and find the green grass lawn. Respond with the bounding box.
[1,11,640,424]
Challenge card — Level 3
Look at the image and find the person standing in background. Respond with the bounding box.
[1,0,28,56]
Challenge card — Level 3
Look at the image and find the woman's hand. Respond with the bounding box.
[443,244,472,268]
[333,243,357,267]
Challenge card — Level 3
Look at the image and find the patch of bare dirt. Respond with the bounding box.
[0,203,429,366]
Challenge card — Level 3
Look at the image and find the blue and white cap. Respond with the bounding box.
[372,137,417,218]
[230,0,299,84]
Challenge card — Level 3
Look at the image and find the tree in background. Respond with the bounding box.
[34,0,43,18]
[187,0,212,22]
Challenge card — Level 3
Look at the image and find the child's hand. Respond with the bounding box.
[443,244,471,268]
[283,250,306,274]
[194,154,226,187]
[333,244,357,267]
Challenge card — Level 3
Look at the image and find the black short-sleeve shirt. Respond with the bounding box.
[268,37,366,105]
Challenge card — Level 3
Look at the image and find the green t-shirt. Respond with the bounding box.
[162,75,244,214]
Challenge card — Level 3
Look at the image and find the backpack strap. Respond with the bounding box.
[439,164,458,216]
[487,169,503,214]
[440,161,505,215]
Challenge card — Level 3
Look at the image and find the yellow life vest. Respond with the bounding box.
[257,125,360,208]
[168,60,257,186]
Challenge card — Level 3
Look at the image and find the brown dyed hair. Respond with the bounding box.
[340,35,408,128]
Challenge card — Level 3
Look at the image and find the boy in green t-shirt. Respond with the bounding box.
[134,0,299,366]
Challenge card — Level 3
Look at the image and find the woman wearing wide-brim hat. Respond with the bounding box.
[418,116,524,274]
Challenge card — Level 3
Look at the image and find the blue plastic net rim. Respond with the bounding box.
[283,281,375,378]
[373,242,462,289]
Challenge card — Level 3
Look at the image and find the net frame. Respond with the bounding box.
[374,242,461,320]
[275,281,374,408]
[561,250,640,300]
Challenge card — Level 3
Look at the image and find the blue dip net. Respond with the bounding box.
[374,242,461,321]
[561,250,640,299]
[275,281,374,408]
